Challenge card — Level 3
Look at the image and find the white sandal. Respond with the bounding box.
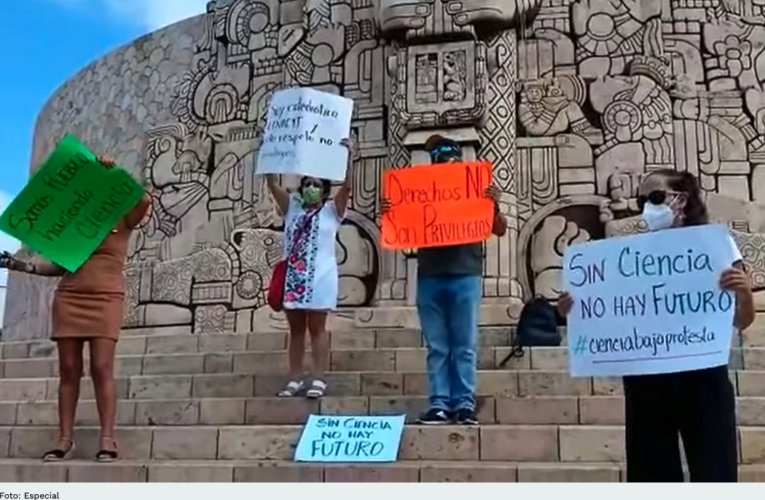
[306,380,327,399]
[278,380,304,397]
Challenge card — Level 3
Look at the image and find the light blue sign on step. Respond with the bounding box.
[294,414,406,463]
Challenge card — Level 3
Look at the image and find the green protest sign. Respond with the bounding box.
[0,134,146,272]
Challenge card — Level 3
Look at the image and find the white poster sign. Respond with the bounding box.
[255,87,354,181]
[563,224,739,377]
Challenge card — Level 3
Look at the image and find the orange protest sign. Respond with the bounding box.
[381,161,494,250]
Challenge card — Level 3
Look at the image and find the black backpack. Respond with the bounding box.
[498,296,562,367]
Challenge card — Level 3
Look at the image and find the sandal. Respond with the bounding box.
[306,379,327,399]
[277,380,304,397]
[96,436,118,463]
[42,438,75,462]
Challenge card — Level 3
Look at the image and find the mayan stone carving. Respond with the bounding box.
[8,0,765,340]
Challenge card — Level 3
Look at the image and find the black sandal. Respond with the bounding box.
[96,437,118,463]
[42,439,75,462]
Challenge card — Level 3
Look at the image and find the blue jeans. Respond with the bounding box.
[416,274,481,412]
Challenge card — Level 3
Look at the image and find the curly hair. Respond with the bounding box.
[644,169,709,226]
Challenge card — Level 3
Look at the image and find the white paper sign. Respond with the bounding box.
[255,87,354,181]
[563,225,739,378]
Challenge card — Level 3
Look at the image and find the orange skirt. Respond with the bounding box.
[51,291,125,341]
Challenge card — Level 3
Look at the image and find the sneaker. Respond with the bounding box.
[454,408,478,425]
[416,408,451,425]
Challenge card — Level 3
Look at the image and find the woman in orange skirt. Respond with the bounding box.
[1,154,151,462]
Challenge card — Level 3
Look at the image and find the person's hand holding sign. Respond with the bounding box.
[378,197,418,255]
[96,152,153,231]
[340,137,358,161]
[485,185,500,205]
[719,264,755,331]
[484,184,507,237]
[380,197,392,218]
[556,291,574,317]
[97,154,117,169]
[719,266,750,292]
[334,137,357,219]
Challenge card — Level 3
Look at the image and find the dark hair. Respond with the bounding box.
[424,134,461,150]
[299,176,332,201]
[644,169,709,226]
[425,134,446,151]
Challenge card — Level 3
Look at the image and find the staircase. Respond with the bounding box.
[1,326,765,482]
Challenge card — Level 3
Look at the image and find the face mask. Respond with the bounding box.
[642,202,675,231]
[301,186,321,205]
[429,143,462,164]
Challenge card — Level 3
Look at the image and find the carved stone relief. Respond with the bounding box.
[12,0,765,339]
[515,0,765,306]
[121,0,393,333]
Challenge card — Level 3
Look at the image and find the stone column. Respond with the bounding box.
[478,29,523,316]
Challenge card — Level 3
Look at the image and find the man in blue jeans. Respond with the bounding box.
[382,135,507,425]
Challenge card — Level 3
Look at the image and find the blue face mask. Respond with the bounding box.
[429,143,462,163]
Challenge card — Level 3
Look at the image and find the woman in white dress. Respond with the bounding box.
[266,138,355,398]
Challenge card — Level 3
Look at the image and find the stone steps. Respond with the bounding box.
[4,327,763,361]
[3,370,765,400]
[2,395,765,427]
[3,424,765,464]
[0,458,693,482]
[1,328,763,482]
[1,346,762,379]
[4,458,765,482]
[2,424,765,463]
[0,329,513,359]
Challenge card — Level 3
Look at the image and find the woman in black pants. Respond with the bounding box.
[558,169,755,482]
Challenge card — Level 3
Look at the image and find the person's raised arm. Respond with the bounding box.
[485,185,507,237]
[721,262,755,330]
[95,154,152,229]
[124,193,153,230]
[0,252,66,278]
[333,138,357,219]
[492,207,508,237]
[266,174,290,216]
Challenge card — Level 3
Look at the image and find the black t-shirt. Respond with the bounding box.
[417,242,483,276]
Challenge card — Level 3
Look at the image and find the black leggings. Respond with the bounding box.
[623,365,738,482]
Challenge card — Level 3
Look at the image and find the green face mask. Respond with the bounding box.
[301,186,322,205]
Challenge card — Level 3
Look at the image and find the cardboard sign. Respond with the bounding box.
[0,134,146,272]
[255,87,354,181]
[294,415,406,463]
[381,161,494,250]
[563,225,740,377]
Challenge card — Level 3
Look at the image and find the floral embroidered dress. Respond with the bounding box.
[283,194,343,310]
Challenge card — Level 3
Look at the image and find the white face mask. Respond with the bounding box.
[642,202,675,231]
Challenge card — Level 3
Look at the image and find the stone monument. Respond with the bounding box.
[6,0,765,340]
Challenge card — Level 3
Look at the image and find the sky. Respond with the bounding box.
[0,0,208,326]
